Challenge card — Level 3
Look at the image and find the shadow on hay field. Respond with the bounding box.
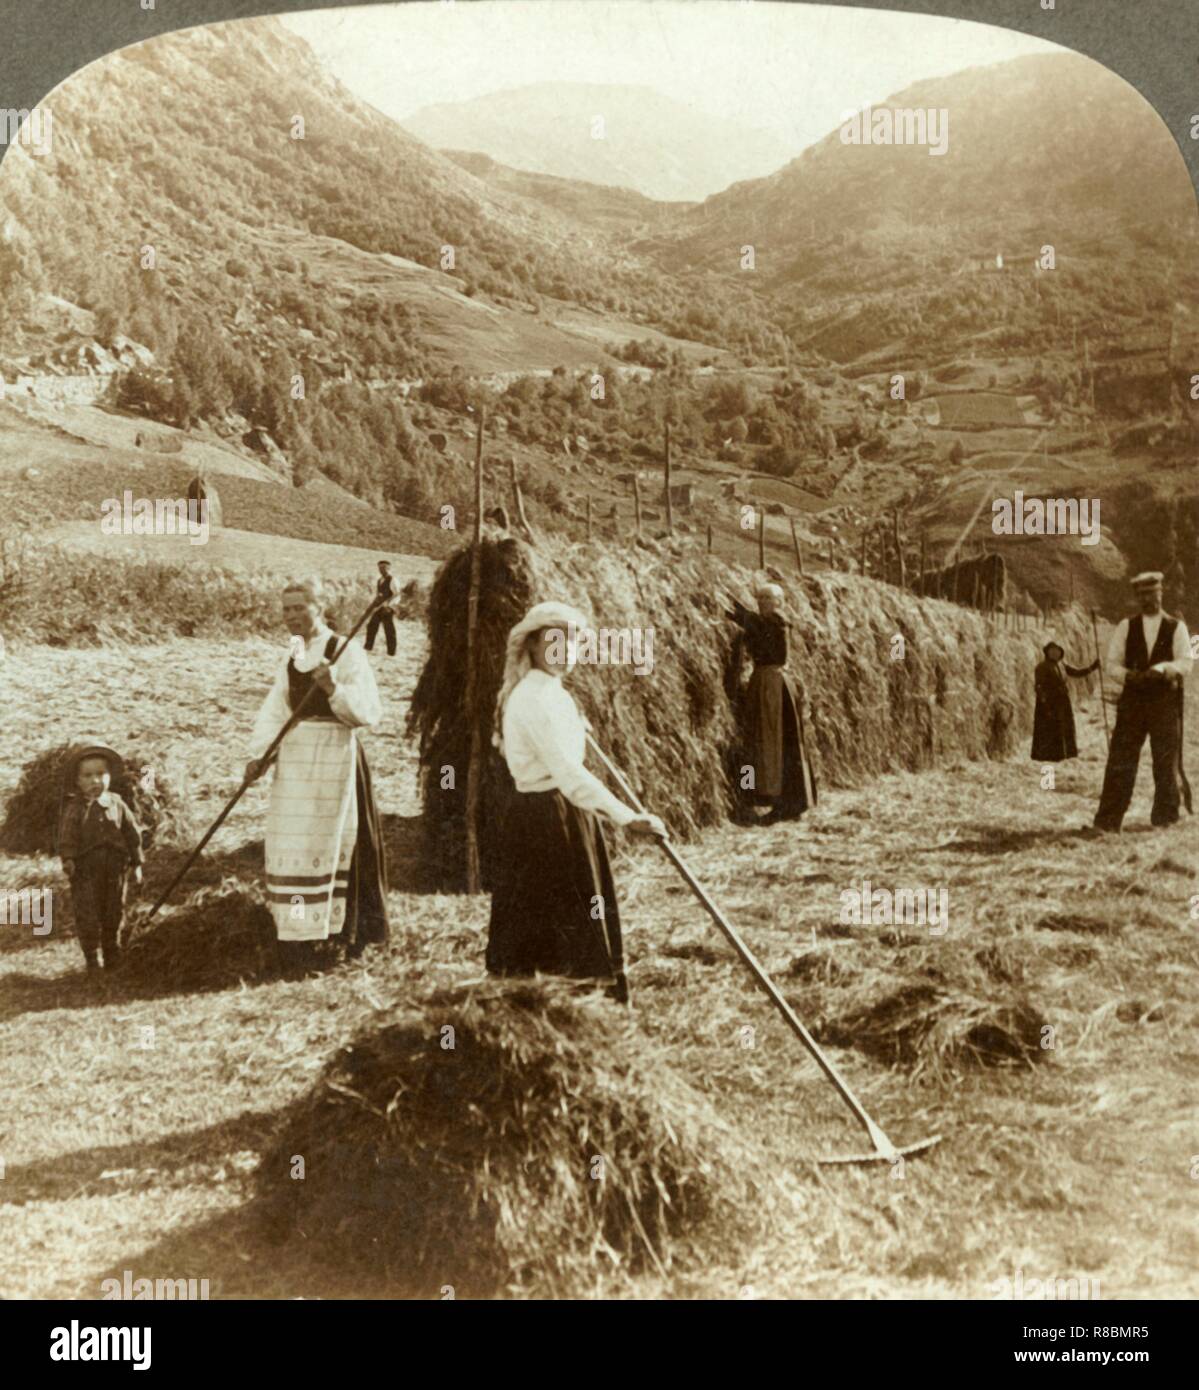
[0,1108,278,1205]
[931,824,1087,855]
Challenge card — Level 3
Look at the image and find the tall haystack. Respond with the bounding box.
[408,534,1094,889]
[253,977,769,1298]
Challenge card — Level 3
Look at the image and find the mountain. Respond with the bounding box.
[401,83,795,202]
[637,52,1199,367]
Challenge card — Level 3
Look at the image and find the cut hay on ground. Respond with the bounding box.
[121,879,276,989]
[408,533,1095,888]
[254,976,771,1298]
[0,742,192,856]
[796,945,1050,1079]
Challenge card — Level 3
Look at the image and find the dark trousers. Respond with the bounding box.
[365,609,396,655]
[71,847,129,961]
[1094,694,1182,830]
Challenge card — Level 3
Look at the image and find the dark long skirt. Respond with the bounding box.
[486,789,624,990]
[745,665,816,820]
[1031,688,1078,762]
[277,743,389,973]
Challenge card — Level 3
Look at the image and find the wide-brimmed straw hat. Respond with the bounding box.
[493,601,591,750]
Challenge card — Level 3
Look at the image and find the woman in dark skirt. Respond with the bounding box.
[486,601,665,1003]
[1031,637,1099,762]
[727,583,817,825]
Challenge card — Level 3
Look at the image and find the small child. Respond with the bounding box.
[57,743,144,973]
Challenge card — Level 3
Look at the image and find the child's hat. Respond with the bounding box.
[61,740,125,794]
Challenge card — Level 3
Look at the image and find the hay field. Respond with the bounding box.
[2,620,1196,1299]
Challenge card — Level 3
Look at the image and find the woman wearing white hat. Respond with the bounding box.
[488,601,665,1002]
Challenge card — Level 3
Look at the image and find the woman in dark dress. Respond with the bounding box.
[1031,638,1099,762]
[486,601,665,1003]
[727,582,817,825]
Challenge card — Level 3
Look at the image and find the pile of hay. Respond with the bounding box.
[408,534,1093,887]
[797,947,1049,1079]
[121,879,275,990]
[0,742,191,855]
[254,977,769,1297]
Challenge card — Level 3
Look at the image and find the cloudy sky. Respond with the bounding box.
[283,0,1061,154]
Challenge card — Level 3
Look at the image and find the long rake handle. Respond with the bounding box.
[588,735,895,1153]
[140,599,380,927]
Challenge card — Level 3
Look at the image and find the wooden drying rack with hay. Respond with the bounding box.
[253,976,771,1297]
[407,533,1095,890]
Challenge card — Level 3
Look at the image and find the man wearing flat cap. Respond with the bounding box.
[1092,572,1193,832]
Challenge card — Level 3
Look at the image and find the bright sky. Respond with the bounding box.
[282,1,1060,153]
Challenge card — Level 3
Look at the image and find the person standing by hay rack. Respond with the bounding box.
[1030,637,1099,763]
[727,583,817,825]
[487,602,665,1003]
[244,579,389,969]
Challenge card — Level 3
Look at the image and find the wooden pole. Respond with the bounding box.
[892,510,906,589]
[509,457,531,535]
[464,410,486,893]
[790,518,804,574]
[586,494,592,541]
[664,421,673,534]
[633,474,642,537]
[707,522,713,554]
[757,507,766,570]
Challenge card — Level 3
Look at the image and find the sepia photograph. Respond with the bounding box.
[0,0,1195,1329]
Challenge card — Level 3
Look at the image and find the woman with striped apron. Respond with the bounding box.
[245,579,389,969]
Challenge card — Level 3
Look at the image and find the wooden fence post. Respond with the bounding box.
[464,410,486,894]
[757,508,765,570]
[790,518,804,575]
[664,421,673,534]
[892,510,906,589]
[586,494,592,541]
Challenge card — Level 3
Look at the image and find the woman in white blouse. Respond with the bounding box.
[244,578,389,969]
[487,601,664,1003]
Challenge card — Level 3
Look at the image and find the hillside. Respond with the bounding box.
[401,82,795,202]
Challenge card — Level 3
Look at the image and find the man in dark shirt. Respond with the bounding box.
[364,559,398,657]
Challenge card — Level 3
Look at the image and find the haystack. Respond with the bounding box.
[0,742,191,855]
[408,534,1093,889]
[121,879,275,990]
[254,977,769,1298]
[794,943,1050,1079]
[407,535,743,888]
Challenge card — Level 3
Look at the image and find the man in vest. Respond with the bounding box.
[1092,572,1193,832]
[364,559,397,657]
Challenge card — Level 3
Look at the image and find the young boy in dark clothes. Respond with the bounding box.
[57,743,144,972]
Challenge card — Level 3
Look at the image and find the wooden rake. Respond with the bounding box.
[588,735,942,1166]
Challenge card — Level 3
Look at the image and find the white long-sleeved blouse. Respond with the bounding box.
[248,625,382,759]
[501,668,637,826]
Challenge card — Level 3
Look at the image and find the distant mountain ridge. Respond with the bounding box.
[400,82,796,201]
